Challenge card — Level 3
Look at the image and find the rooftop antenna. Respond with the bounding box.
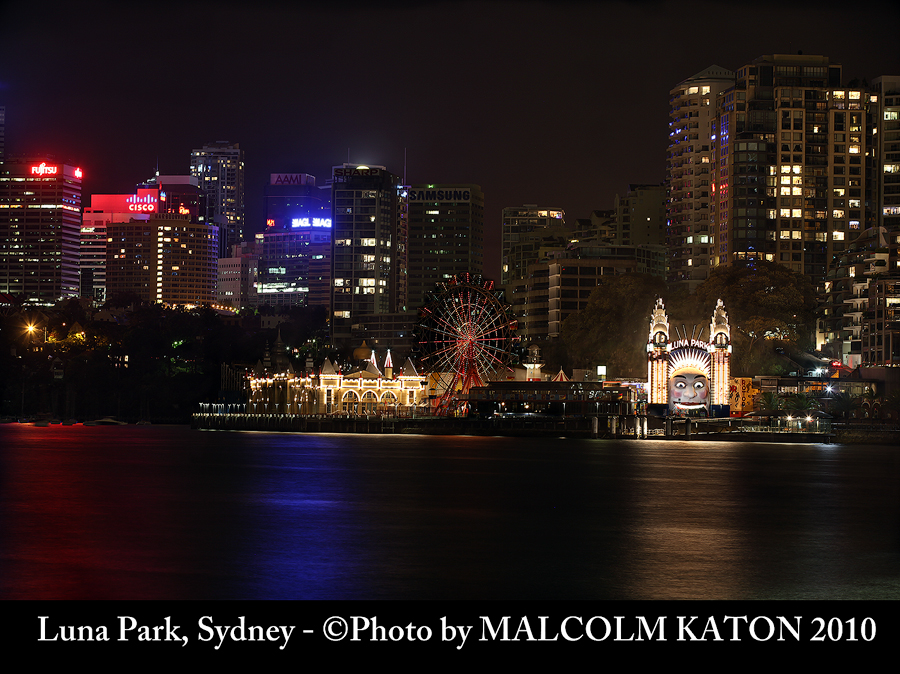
[347,148,350,165]
[403,147,407,185]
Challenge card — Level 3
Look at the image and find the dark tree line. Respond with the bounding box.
[557,261,817,378]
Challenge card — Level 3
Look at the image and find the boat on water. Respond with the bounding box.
[92,418,128,426]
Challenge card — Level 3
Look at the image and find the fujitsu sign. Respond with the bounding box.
[125,194,158,212]
[31,163,59,176]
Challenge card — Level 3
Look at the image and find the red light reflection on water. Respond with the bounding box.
[0,424,233,599]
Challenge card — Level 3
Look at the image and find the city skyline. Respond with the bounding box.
[2,0,897,277]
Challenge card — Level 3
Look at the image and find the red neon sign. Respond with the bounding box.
[31,162,59,176]
[125,193,158,213]
[74,168,83,179]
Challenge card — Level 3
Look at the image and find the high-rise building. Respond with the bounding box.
[614,184,667,247]
[406,184,484,310]
[872,75,900,233]
[98,176,216,306]
[254,173,331,308]
[0,157,83,303]
[190,142,245,258]
[0,106,5,161]
[501,204,567,286]
[330,164,408,345]
[669,55,898,361]
[105,214,218,306]
[84,175,205,303]
[217,241,258,309]
[666,65,735,292]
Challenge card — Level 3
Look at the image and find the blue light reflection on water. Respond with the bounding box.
[0,425,898,600]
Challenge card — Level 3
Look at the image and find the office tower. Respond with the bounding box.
[190,142,245,258]
[255,173,331,308]
[84,176,205,304]
[330,164,408,345]
[106,214,218,306]
[501,204,567,286]
[406,184,484,310]
[217,241,259,309]
[98,176,216,305]
[667,65,735,292]
[82,188,157,303]
[614,184,667,246]
[0,158,83,303]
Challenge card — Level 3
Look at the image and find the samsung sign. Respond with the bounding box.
[408,188,471,203]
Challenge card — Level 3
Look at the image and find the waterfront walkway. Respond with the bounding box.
[192,412,849,442]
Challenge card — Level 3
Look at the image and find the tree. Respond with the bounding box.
[692,261,817,375]
[560,273,667,377]
[825,392,861,421]
[758,391,783,411]
[783,392,819,413]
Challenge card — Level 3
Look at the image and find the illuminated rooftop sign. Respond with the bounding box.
[31,163,59,176]
[291,217,332,228]
[270,173,314,186]
[88,188,159,214]
[125,193,158,212]
[334,167,381,178]
[408,188,471,203]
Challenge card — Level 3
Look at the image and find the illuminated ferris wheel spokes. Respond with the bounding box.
[415,274,517,415]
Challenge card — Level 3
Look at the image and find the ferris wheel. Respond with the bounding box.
[415,273,518,415]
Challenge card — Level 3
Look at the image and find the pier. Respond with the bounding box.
[192,412,837,442]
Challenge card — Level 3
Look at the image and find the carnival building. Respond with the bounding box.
[247,351,428,417]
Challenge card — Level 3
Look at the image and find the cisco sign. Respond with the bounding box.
[408,188,471,203]
[126,194,158,212]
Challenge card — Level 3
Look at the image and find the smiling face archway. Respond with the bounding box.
[647,298,732,417]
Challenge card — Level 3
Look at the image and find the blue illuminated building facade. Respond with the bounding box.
[255,173,331,308]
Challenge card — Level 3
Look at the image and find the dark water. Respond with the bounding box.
[1,424,898,600]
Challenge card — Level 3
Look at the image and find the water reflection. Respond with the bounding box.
[0,426,898,599]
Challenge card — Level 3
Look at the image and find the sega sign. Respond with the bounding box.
[291,217,332,228]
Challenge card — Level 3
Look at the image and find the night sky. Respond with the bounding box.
[2,0,898,277]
